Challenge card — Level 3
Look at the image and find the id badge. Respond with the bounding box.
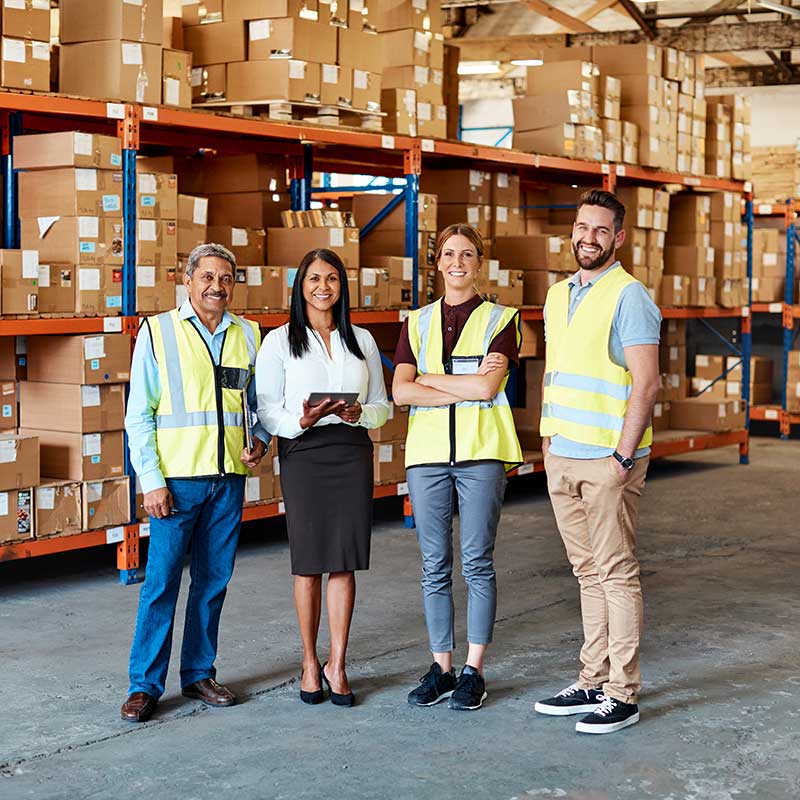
[449,355,482,375]
[217,366,250,390]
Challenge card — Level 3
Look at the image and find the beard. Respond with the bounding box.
[572,240,614,272]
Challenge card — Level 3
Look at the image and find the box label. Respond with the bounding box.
[73,132,93,156]
[250,19,271,41]
[81,385,102,408]
[193,197,208,225]
[83,433,102,457]
[231,227,249,247]
[78,216,99,238]
[75,169,97,191]
[3,38,26,64]
[165,78,181,107]
[0,492,7,516]
[37,264,50,288]
[0,439,17,464]
[138,219,157,242]
[84,336,105,360]
[106,296,122,308]
[378,444,393,463]
[323,64,338,84]
[138,173,157,194]
[103,194,121,212]
[137,266,156,288]
[87,482,103,502]
[79,268,101,291]
[22,249,39,279]
[37,487,56,510]
[353,70,368,90]
[122,42,143,65]
[247,267,262,286]
[329,228,344,248]
[31,41,48,61]
[289,60,305,79]
[191,67,203,87]
[402,258,413,282]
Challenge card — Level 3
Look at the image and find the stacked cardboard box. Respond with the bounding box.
[162,48,193,108]
[244,449,280,506]
[690,354,771,406]
[704,100,732,180]
[669,397,745,432]
[16,132,125,316]
[711,192,747,308]
[490,172,523,238]
[422,170,491,238]
[663,193,714,307]
[752,141,800,204]
[658,319,687,405]
[491,234,572,306]
[59,0,163,103]
[787,351,800,412]
[511,359,544,451]
[751,228,786,303]
[0,250,39,315]
[370,401,409,483]
[1,0,49,92]
[0,433,40,544]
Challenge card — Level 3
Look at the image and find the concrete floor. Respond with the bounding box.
[1,439,799,800]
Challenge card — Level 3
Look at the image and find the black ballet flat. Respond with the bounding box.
[322,662,355,707]
[300,665,325,705]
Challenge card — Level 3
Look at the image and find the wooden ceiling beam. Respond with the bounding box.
[706,63,800,87]
[579,0,619,23]
[615,0,656,39]
[523,0,597,33]
[712,52,752,66]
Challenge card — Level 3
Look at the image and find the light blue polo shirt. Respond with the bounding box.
[543,261,662,459]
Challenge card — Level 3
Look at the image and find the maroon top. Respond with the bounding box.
[394,294,520,369]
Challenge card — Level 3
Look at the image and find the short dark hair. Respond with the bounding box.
[576,190,626,232]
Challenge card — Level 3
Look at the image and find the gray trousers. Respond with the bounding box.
[407,461,507,652]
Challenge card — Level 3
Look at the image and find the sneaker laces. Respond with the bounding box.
[456,670,480,694]
[555,683,582,697]
[418,666,441,688]
[593,696,616,717]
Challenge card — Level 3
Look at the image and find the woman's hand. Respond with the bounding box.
[300,398,347,429]
[335,401,362,424]
[477,353,506,375]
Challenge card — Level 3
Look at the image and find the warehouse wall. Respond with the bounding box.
[706,86,800,148]
[461,98,514,148]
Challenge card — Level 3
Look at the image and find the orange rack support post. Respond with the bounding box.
[117,524,141,585]
[403,495,415,529]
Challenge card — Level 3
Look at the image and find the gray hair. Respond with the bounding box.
[186,243,237,277]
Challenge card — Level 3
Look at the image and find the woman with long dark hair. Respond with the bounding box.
[256,248,389,707]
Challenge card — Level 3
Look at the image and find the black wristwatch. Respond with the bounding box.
[612,451,635,471]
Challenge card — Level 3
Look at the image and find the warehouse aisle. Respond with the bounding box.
[1,439,798,800]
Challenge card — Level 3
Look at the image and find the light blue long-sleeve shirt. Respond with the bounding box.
[125,299,269,494]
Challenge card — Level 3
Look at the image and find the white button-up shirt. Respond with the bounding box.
[255,323,390,439]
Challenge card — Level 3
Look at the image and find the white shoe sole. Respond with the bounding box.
[449,691,488,711]
[534,701,602,716]
[575,712,640,734]
[408,689,454,707]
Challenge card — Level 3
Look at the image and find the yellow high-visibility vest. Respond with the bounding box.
[147,308,261,478]
[540,267,652,449]
[405,298,522,471]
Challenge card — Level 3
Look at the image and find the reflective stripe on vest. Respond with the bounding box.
[539,268,652,449]
[405,299,523,470]
[148,309,261,478]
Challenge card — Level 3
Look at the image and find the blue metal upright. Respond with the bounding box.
[290,143,314,212]
[2,111,22,248]
[781,219,797,439]
[740,197,754,462]
[404,173,420,309]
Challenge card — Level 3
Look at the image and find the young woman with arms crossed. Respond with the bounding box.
[392,224,522,711]
[256,249,389,707]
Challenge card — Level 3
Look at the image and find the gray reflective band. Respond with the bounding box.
[544,370,631,401]
[416,303,436,374]
[156,411,244,429]
[541,402,625,432]
[482,304,506,352]
[158,312,188,416]
[238,317,257,365]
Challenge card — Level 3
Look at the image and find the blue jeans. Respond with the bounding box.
[407,462,507,652]
[128,475,245,698]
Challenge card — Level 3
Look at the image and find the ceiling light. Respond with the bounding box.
[756,0,800,17]
[458,61,502,75]
[511,59,544,67]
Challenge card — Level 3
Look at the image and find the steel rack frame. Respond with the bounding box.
[0,91,751,577]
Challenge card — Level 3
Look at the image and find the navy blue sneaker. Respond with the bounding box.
[534,683,605,716]
[448,665,487,711]
[407,662,456,707]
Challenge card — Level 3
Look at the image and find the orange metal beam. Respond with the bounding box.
[0,317,110,335]
[649,429,748,459]
[0,530,109,561]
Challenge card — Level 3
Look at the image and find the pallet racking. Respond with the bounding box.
[749,200,800,438]
[0,92,752,582]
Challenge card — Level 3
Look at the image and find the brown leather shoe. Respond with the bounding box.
[121,692,157,722]
[182,678,237,707]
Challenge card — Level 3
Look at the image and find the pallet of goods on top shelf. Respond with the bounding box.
[752,140,800,205]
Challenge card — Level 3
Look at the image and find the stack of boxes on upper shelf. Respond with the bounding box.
[787,351,800,413]
[691,353,773,408]
[751,226,797,304]
[0,0,50,92]
[752,139,800,204]
[0,333,132,545]
[58,0,193,108]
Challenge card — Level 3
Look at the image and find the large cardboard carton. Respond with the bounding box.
[137,172,178,220]
[0,434,40,491]
[207,191,291,229]
[659,274,690,306]
[492,235,566,271]
[246,266,287,311]
[514,123,576,158]
[18,428,125,482]
[2,2,50,41]
[373,439,406,484]
[163,16,183,50]
[663,246,714,278]
[522,270,564,305]
[0,487,34,544]
[0,249,39,314]
[513,91,594,132]
[381,87,417,136]
[725,355,773,384]
[268,227,360,269]
[27,334,131,385]
[227,58,321,103]
[185,154,288,195]
[1,37,49,91]
[60,0,163,44]
[369,404,409,443]
[248,17,336,63]
[21,217,124,266]
[360,258,412,309]
[526,61,598,95]
[592,43,662,78]
[0,380,16,431]
[183,20,245,66]
[182,0,223,26]
[359,229,436,269]
[35,481,83,539]
[380,29,433,69]
[223,0,320,20]
[337,25,382,73]
[14,132,122,171]
[420,169,489,206]
[162,49,192,108]
[137,219,178,266]
[669,398,745,432]
[59,40,162,104]
[437,203,491,238]
[82,476,131,530]
[352,69,381,112]
[136,266,177,314]
[206,226,265,266]
[178,195,208,256]
[18,168,123,219]
[20,382,125,433]
[374,0,440,31]
[191,62,226,102]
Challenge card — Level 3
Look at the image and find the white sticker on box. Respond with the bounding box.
[3,38,26,64]
[84,336,105,360]
[497,173,509,188]
[725,251,732,267]
[468,170,482,187]
[488,259,499,281]
[75,169,97,191]
[245,476,261,503]
[37,487,56,510]
[496,206,508,223]
[329,228,344,247]
[124,0,143,5]
[699,277,707,291]
[247,267,262,286]
[718,403,726,417]
[673,276,681,290]
[413,30,429,52]
[137,266,156,287]
[273,456,280,475]
[417,102,431,121]
[4,0,26,9]
[0,440,16,464]
[412,0,426,9]
[122,42,143,65]
[362,268,376,287]
[231,227,249,247]
[378,444,393,463]
[82,433,102,457]
[497,270,509,288]
[654,403,663,417]
[548,237,561,254]
[138,219,157,241]
[138,173,157,194]
[0,492,7,516]
[78,216,99,238]
[82,385,101,407]
[354,70,368,90]
[289,60,305,79]
[670,374,680,388]
[323,64,338,84]
[414,65,428,85]
[467,207,479,225]
[728,381,740,396]
[402,258,413,282]
[250,19,271,41]
[193,197,208,225]
[37,264,50,287]
[87,482,103,502]
[670,346,678,361]
[79,269,101,291]
[22,250,38,279]
[191,67,203,87]
[696,355,709,367]
[633,245,642,266]
[32,41,48,61]
[763,253,778,267]
[351,0,364,9]
[74,132,93,156]
[637,209,647,227]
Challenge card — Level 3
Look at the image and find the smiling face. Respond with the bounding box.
[438,233,482,291]
[572,203,625,272]
[302,258,341,313]
[184,255,235,317]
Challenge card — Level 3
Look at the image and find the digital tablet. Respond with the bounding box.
[307,392,359,406]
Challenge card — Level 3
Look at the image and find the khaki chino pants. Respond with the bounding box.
[544,451,649,704]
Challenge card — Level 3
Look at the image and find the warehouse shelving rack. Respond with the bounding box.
[749,200,800,437]
[0,92,752,581]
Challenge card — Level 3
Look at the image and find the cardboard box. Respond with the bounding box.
[652,401,670,432]
[669,398,744,432]
[689,275,715,307]
[484,269,524,307]
[14,132,122,172]
[373,439,406,484]
[2,1,50,41]
[716,278,744,309]
[663,318,686,346]
[191,63,226,102]
[725,355,773,384]
[182,0,224,26]
[162,48,192,108]
[0,434,39,491]
[207,226,265,266]
[352,192,437,233]
[1,37,49,91]
[59,40,162,104]
[20,382,126,433]
[360,229,436,269]
[360,259,412,309]
[0,487,34,544]
[492,172,521,208]
[352,69,381,112]
[26,334,131,385]
[136,266,177,314]
[522,270,563,305]
[227,57,321,103]
[415,102,447,139]
[82,476,130,530]
[0,378,15,432]
[592,43,662,78]
[493,205,523,237]
[437,203,491,238]
[320,62,351,106]
[659,274,689,306]
[178,194,208,256]
[374,0,440,31]
[369,404,409,443]
[248,16,336,63]
[380,28,433,69]
[659,344,686,374]
[513,91,595,131]
[184,153,288,195]
[74,265,121,315]
[664,246,714,278]
[21,216,124,266]
[268,227,360,269]
[223,0,320,20]
[526,61,598,95]
[207,191,292,229]
[246,266,288,311]
[137,219,178,266]
[0,249,39,314]
[35,481,83,539]
[183,20,245,66]
[60,0,163,44]
[18,168,123,219]
[18,428,124,482]
[492,235,566,271]
[163,16,183,50]
[137,172,178,220]
[337,25,382,73]
[657,372,686,403]
[420,169,489,206]
[381,87,417,136]
[514,123,577,158]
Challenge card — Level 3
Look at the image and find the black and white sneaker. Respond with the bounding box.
[575,695,639,734]
[407,662,456,707]
[448,665,487,711]
[534,683,605,716]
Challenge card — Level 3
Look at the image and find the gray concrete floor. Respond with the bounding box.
[1,439,799,800]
